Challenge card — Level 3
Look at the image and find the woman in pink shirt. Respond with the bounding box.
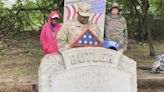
[40,11,61,54]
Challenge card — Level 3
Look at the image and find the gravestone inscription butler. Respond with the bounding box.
[50,47,137,92]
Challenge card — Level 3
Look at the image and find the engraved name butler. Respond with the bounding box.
[61,47,123,69]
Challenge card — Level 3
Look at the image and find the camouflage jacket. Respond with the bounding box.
[104,15,128,48]
[57,18,103,51]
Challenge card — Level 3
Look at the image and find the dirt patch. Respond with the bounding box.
[138,88,164,92]
[138,78,164,89]
[0,85,34,92]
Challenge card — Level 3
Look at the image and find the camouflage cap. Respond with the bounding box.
[78,2,91,17]
[109,2,122,11]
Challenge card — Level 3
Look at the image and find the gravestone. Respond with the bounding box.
[50,47,137,92]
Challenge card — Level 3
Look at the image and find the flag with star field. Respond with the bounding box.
[72,29,102,47]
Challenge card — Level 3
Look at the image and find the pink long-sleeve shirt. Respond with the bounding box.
[40,11,61,54]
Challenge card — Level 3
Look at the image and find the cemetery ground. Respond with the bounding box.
[0,37,164,92]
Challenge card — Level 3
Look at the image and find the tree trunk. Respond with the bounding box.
[131,0,145,41]
[142,0,155,57]
[146,16,155,56]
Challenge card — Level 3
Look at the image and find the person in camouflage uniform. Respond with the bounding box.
[57,2,103,51]
[104,2,128,51]
[38,2,103,92]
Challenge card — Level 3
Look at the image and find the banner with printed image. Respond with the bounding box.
[64,0,106,35]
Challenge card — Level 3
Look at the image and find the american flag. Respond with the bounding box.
[72,29,102,47]
[64,0,106,24]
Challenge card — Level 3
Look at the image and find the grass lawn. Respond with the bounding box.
[125,42,164,68]
[125,42,164,77]
[0,39,43,77]
[0,55,42,77]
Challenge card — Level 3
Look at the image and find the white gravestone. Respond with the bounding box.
[50,47,137,92]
